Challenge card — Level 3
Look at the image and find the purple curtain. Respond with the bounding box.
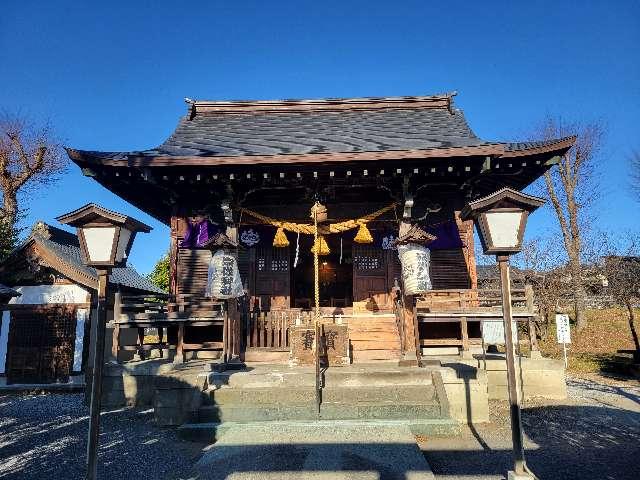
[422,220,463,250]
[180,219,219,248]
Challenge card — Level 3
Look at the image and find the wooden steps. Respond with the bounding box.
[347,315,401,363]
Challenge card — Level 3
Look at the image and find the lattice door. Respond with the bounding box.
[353,244,392,309]
[6,305,77,384]
[254,246,290,310]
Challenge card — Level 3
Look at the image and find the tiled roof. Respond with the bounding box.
[155,106,486,158]
[502,138,576,153]
[73,103,490,161]
[0,283,20,298]
[67,93,576,169]
[10,222,165,294]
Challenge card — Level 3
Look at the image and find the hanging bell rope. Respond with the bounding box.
[272,226,290,248]
[353,222,374,244]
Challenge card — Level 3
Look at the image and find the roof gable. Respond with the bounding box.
[0,222,165,295]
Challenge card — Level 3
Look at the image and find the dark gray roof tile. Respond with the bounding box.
[12,223,165,295]
[0,283,19,298]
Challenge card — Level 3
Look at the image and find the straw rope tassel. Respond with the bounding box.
[273,226,289,247]
[354,222,373,244]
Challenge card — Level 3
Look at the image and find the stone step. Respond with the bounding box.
[207,366,435,388]
[196,401,442,423]
[177,418,461,443]
[209,386,316,405]
[321,385,436,403]
[206,384,436,405]
[320,401,442,420]
[196,404,318,423]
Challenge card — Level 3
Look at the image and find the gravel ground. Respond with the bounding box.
[0,393,201,480]
[420,374,640,480]
[0,374,638,480]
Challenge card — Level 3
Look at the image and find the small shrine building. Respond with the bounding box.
[67,92,574,364]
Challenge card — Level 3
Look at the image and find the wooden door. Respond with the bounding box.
[254,246,290,310]
[353,244,392,310]
[6,305,76,384]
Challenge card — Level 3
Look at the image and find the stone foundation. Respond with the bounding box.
[101,359,210,423]
[462,355,567,400]
[435,365,489,423]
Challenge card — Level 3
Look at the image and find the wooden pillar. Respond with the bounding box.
[136,328,145,360]
[175,323,185,364]
[398,177,422,365]
[525,284,541,357]
[461,315,471,358]
[225,298,241,361]
[169,215,180,297]
[110,291,122,361]
[410,296,422,367]
[86,269,109,480]
[455,211,477,290]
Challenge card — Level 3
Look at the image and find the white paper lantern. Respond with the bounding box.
[397,243,432,295]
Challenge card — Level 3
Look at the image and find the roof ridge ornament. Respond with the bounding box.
[187,92,458,116]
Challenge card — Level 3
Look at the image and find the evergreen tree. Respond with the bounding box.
[147,252,170,292]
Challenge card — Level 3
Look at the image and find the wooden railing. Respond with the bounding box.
[414,286,539,355]
[112,293,226,363]
[415,285,535,313]
[245,309,294,349]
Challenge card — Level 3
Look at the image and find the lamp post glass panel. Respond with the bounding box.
[461,188,544,479]
[56,204,151,480]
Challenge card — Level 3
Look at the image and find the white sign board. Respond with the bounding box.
[556,314,571,344]
[482,319,518,345]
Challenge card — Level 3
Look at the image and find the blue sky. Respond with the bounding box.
[1,1,639,274]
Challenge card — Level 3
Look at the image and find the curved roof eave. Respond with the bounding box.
[66,136,575,169]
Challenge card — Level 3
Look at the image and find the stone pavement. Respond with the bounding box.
[192,421,435,480]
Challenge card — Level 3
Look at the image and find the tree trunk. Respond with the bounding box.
[568,254,587,330]
[625,300,640,362]
[1,190,18,226]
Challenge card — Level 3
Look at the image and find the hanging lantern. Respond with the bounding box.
[272,226,290,247]
[354,222,373,244]
[311,235,330,256]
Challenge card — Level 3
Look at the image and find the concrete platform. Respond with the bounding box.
[193,421,435,479]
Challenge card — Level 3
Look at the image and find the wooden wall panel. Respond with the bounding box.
[429,249,471,289]
[177,248,212,297]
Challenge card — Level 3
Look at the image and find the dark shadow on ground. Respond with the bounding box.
[0,393,203,480]
[424,404,640,480]
[190,441,431,479]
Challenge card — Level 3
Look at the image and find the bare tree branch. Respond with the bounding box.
[0,113,67,227]
[533,117,605,330]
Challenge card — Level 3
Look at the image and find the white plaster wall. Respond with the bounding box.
[9,285,91,305]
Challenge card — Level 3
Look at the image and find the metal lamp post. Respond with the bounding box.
[461,188,544,480]
[57,204,151,480]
